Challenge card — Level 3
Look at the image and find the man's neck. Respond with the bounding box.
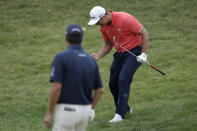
[107,12,113,25]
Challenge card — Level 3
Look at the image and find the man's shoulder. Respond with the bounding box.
[81,51,95,60]
[56,50,65,56]
[54,50,68,59]
[79,51,97,64]
[116,11,134,19]
[55,49,94,61]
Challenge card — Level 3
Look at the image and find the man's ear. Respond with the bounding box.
[65,38,70,46]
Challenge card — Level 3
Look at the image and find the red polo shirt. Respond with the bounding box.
[100,11,142,52]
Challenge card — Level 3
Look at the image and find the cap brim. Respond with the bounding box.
[88,18,100,25]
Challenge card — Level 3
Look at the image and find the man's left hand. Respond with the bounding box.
[137,53,147,64]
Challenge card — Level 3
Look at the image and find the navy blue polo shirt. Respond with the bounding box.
[50,45,102,105]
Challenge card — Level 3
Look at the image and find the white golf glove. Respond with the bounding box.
[137,53,147,64]
[88,109,95,122]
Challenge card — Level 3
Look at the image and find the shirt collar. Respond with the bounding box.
[68,45,83,51]
[109,10,116,26]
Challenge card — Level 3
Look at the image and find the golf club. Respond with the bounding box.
[113,36,166,75]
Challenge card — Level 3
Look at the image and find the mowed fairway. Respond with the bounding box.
[0,0,197,130]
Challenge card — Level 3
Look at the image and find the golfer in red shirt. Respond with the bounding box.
[88,6,149,122]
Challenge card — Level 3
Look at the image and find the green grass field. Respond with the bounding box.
[0,0,197,130]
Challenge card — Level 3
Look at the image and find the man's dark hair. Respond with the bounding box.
[66,32,83,44]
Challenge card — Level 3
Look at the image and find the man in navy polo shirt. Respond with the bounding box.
[44,24,103,131]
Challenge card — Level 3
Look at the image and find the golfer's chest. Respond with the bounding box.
[105,26,131,41]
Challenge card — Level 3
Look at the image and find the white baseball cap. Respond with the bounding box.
[88,6,106,25]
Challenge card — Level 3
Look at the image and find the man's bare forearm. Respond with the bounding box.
[46,82,62,114]
[139,27,148,54]
[92,88,104,109]
[95,42,113,60]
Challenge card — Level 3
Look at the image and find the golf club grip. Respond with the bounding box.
[149,64,166,75]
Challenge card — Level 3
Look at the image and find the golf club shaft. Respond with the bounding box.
[113,36,166,75]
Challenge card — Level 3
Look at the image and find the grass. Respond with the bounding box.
[0,0,197,130]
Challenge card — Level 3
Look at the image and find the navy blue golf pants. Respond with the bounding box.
[109,46,142,118]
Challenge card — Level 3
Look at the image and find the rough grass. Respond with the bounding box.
[0,0,197,131]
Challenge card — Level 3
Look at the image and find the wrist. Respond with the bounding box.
[141,52,147,56]
[95,55,101,61]
[46,111,52,115]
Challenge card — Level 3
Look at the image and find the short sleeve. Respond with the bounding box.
[50,54,64,83]
[126,15,142,34]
